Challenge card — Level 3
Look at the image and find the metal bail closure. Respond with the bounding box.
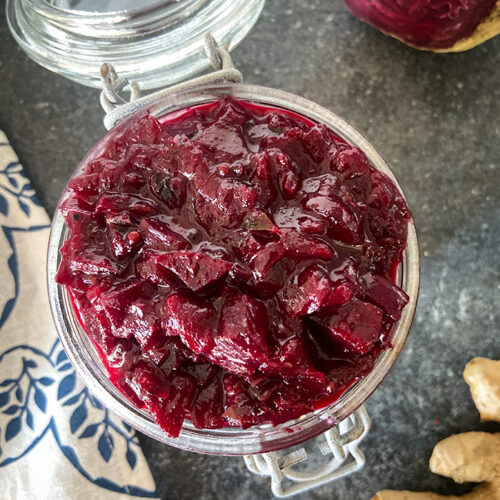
[99,33,243,130]
[244,407,371,498]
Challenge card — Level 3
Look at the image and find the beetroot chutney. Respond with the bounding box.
[56,98,411,437]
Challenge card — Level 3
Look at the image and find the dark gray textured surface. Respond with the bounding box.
[1,1,499,498]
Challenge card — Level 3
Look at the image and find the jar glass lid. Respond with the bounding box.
[6,0,265,89]
[49,0,164,14]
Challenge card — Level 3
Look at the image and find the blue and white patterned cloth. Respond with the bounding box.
[0,131,158,499]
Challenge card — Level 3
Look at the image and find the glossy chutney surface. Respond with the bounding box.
[56,98,410,437]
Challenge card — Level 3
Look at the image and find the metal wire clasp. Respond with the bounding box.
[99,33,243,130]
[244,407,371,498]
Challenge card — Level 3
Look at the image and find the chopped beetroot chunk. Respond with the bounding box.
[163,294,217,355]
[155,251,233,292]
[249,241,286,278]
[190,377,225,429]
[210,294,269,377]
[87,278,146,332]
[304,192,362,244]
[279,265,332,317]
[314,299,384,354]
[95,192,158,221]
[124,299,167,364]
[139,216,191,251]
[57,98,411,436]
[361,272,409,319]
[280,229,333,261]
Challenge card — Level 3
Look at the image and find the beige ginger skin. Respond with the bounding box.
[463,357,500,422]
[373,357,500,500]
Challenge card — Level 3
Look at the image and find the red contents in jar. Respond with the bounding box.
[56,98,411,437]
[342,0,497,50]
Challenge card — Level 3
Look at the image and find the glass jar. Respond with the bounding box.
[6,0,265,89]
[46,82,420,457]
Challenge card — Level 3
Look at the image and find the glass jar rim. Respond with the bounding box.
[26,0,199,21]
[47,82,420,456]
[6,0,265,89]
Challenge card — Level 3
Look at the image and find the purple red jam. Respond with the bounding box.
[342,0,497,50]
[56,98,411,437]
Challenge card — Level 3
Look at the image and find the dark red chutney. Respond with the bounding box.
[56,98,411,437]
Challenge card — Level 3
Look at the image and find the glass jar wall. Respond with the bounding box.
[6,0,265,89]
[47,83,420,456]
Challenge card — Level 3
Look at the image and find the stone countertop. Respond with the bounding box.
[1,1,499,498]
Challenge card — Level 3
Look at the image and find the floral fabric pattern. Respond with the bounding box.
[0,131,157,500]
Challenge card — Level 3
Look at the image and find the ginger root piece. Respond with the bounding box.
[464,357,500,422]
[373,357,500,500]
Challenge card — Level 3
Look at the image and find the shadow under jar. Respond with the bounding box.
[47,83,419,457]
